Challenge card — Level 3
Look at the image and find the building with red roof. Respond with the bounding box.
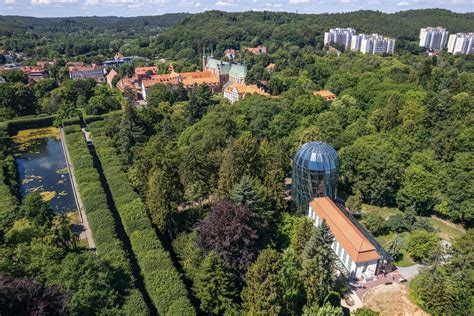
[308,197,385,280]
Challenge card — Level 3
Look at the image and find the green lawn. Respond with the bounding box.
[376,231,416,267]
[428,216,466,242]
[362,204,402,219]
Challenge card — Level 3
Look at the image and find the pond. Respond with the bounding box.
[13,127,77,213]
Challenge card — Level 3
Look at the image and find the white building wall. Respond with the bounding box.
[419,27,449,50]
[447,33,474,55]
[308,206,379,279]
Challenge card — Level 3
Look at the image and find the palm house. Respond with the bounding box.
[291,141,339,210]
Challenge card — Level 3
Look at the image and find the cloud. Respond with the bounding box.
[215,0,235,6]
[31,0,78,4]
[289,0,309,4]
[4,0,16,3]
[397,1,410,5]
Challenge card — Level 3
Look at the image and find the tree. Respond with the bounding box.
[302,302,343,316]
[2,69,28,83]
[340,134,401,206]
[217,133,260,195]
[302,222,335,307]
[20,192,54,229]
[361,213,387,236]
[187,84,213,123]
[199,200,259,276]
[0,274,69,316]
[193,251,239,315]
[407,230,439,263]
[353,307,381,316]
[345,191,362,212]
[114,103,146,165]
[396,162,438,214]
[278,249,304,315]
[5,218,41,245]
[291,217,314,259]
[146,163,183,236]
[241,249,283,315]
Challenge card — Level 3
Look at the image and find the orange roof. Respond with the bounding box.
[135,66,158,76]
[142,75,178,88]
[68,64,101,72]
[114,52,124,60]
[314,90,336,101]
[117,77,137,92]
[310,197,380,263]
[246,45,267,55]
[266,63,276,71]
[107,69,118,80]
[224,82,269,97]
[181,76,220,87]
[20,66,46,74]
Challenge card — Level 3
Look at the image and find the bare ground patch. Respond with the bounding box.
[362,283,428,316]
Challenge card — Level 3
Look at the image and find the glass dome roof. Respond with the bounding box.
[293,141,338,171]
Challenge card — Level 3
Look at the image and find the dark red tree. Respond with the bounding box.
[0,274,70,316]
[199,200,260,277]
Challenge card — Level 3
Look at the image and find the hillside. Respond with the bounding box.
[154,9,474,56]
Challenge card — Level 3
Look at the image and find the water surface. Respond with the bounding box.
[13,127,76,213]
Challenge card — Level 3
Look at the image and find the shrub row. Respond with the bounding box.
[64,128,148,315]
[88,121,196,315]
[4,115,55,133]
[0,131,18,234]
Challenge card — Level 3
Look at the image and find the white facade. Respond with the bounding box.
[223,87,240,104]
[359,34,395,54]
[419,27,449,50]
[324,28,356,50]
[447,33,474,55]
[308,206,378,279]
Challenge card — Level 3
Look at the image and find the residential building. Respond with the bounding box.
[246,45,267,55]
[103,52,134,67]
[20,66,48,81]
[324,28,356,50]
[135,66,159,79]
[224,48,237,59]
[447,33,474,55]
[314,90,336,101]
[68,64,105,82]
[308,197,382,280]
[223,82,269,103]
[359,34,395,54]
[419,27,449,50]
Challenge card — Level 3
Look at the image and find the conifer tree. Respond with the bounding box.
[302,221,335,307]
[193,251,239,315]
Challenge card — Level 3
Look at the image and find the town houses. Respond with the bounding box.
[68,64,105,82]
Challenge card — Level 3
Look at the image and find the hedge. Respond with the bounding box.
[64,128,148,315]
[88,121,196,315]
[5,115,55,133]
[0,132,18,233]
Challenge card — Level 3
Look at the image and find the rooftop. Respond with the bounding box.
[310,197,380,263]
[224,82,269,97]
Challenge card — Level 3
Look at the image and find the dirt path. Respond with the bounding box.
[362,283,428,316]
[60,127,96,250]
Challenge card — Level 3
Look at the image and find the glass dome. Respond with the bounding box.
[291,141,339,210]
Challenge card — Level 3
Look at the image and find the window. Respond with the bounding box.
[342,251,347,264]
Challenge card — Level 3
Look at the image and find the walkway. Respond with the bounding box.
[59,127,96,250]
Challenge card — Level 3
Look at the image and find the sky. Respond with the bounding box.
[0,0,472,18]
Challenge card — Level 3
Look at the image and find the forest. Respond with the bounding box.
[0,8,473,316]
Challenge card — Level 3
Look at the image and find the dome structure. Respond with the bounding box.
[291,141,339,210]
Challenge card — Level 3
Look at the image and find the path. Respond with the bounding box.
[59,127,96,250]
[398,264,423,280]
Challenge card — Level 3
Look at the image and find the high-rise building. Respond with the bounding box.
[447,33,474,55]
[324,28,356,50]
[359,34,395,54]
[419,27,449,50]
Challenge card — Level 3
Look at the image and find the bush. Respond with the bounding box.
[361,213,387,236]
[64,128,148,313]
[88,122,195,315]
[5,115,55,133]
[407,230,439,263]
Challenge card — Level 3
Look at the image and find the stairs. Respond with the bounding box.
[332,253,351,279]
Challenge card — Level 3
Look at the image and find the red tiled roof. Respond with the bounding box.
[310,197,380,263]
[135,66,158,76]
[68,64,102,72]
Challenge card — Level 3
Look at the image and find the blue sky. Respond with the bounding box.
[0,0,472,17]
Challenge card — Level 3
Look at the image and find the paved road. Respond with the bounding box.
[398,264,423,280]
[60,127,96,250]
